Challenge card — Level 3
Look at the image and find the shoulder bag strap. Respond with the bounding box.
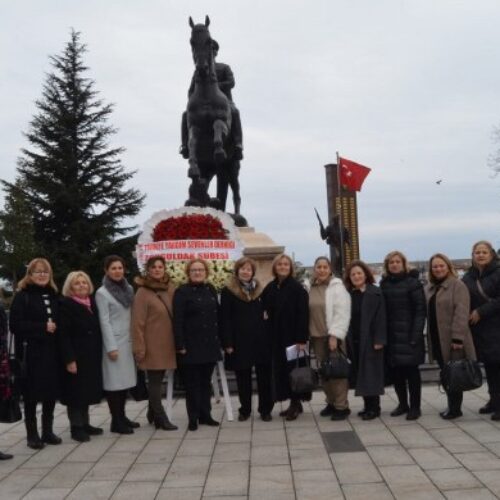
[155,292,173,322]
[476,280,492,302]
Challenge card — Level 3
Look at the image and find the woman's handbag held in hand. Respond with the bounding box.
[289,350,318,394]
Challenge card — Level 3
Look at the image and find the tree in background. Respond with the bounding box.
[1,30,144,285]
[0,179,38,289]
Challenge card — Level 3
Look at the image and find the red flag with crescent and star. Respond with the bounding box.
[339,157,371,192]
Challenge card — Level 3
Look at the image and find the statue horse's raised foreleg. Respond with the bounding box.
[213,119,229,164]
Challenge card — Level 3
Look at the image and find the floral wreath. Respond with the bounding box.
[137,207,243,291]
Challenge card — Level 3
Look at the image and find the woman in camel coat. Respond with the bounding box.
[132,256,177,430]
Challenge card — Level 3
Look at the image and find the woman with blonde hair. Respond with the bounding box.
[463,241,500,419]
[426,253,476,419]
[9,258,62,449]
[262,254,309,421]
[132,256,177,431]
[59,271,103,442]
[305,257,351,420]
[173,258,221,431]
[380,251,426,420]
[221,257,273,421]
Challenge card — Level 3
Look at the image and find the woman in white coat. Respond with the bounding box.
[305,257,352,420]
[95,255,138,434]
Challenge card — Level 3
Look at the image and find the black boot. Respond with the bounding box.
[440,392,463,419]
[120,391,139,428]
[107,391,133,434]
[479,400,494,414]
[285,400,301,421]
[25,418,44,450]
[491,394,500,421]
[42,411,62,445]
[154,414,178,431]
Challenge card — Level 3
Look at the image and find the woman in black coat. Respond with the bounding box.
[262,254,309,421]
[9,258,62,449]
[173,258,222,431]
[344,260,387,420]
[59,271,103,442]
[221,257,273,422]
[463,240,500,420]
[380,251,426,420]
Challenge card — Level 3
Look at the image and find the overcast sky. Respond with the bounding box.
[1,0,500,264]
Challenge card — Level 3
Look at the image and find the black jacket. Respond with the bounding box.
[346,284,387,397]
[173,283,222,365]
[380,271,426,367]
[220,278,270,370]
[463,260,500,363]
[262,276,309,401]
[59,297,103,406]
[9,285,61,402]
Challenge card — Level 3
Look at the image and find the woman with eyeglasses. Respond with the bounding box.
[9,258,63,449]
[173,259,222,431]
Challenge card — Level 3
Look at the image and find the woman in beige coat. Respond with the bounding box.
[425,253,476,419]
[132,256,177,430]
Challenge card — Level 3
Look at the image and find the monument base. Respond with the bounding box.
[238,227,285,285]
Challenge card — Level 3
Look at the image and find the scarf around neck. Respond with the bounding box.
[103,275,134,308]
[70,295,92,313]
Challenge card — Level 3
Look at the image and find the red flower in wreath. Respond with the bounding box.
[152,214,229,241]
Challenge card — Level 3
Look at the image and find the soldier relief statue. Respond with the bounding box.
[180,16,246,225]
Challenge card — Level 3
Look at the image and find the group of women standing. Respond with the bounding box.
[3,239,500,451]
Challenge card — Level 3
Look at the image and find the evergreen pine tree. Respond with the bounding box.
[2,30,145,284]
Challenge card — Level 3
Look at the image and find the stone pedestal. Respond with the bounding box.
[238,227,285,285]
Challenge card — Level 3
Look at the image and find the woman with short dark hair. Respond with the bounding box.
[95,255,138,434]
[344,260,387,420]
[173,259,221,431]
[262,254,310,421]
[221,257,273,421]
[380,251,426,420]
[9,258,62,448]
[462,241,500,420]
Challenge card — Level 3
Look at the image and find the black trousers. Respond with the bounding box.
[392,365,421,410]
[363,396,380,412]
[147,370,166,418]
[180,363,215,423]
[67,405,90,427]
[484,363,500,396]
[24,400,56,423]
[106,390,129,422]
[234,364,273,417]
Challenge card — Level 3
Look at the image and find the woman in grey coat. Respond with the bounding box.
[95,255,138,434]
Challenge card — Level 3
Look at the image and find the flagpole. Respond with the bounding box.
[336,151,345,275]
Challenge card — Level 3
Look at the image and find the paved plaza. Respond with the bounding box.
[0,385,500,499]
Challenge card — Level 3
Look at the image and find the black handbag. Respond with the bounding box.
[441,358,482,393]
[289,353,318,394]
[320,350,351,380]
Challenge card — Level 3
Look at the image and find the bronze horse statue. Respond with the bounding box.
[183,16,242,216]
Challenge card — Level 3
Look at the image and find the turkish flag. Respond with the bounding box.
[339,157,371,192]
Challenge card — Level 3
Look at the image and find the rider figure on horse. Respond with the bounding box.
[180,39,243,161]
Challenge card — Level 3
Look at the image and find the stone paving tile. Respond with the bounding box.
[366,445,414,466]
[212,441,250,462]
[426,467,482,491]
[330,451,382,484]
[156,486,203,500]
[64,437,116,462]
[135,438,181,464]
[456,421,500,444]
[454,451,500,471]
[177,437,216,457]
[252,428,287,446]
[249,464,294,497]
[163,455,211,488]
[23,487,73,499]
[0,467,50,499]
[18,443,77,469]
[430,428,487,453]
[85,451,137,481]
[203,461,249,497]
[37,461,94,488]
[123,462,170,482]
[351,424,398,447]
[293,468,343,499]
[110,480,161,499]
[251,445,289,466]
[289,446,331,471]
[66,479,119,499]
[342,482,394,500]
[390,424,440,448]
[217,427,251,444]
[408,446,462,470]
[443,489,497,500]
[473,470,500,496]
[286,427,324,449]
[378,464,442,498]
